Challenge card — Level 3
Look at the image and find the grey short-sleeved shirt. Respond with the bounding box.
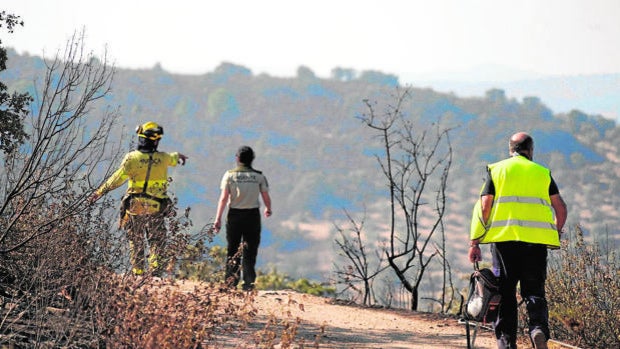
[220,167,269,209]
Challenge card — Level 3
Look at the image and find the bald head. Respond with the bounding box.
[509,132,534,159]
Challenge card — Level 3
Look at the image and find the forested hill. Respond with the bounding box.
[3,48,619,281]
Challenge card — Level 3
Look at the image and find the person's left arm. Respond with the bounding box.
[261,191,272,217]
[259,174,272,217]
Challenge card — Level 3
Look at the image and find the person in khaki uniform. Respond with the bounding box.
[90,122,187,276]
[214,146,272,291]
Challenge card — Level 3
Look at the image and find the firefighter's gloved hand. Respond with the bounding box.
[178,153,188,166]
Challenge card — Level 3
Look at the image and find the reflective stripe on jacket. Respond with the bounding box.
[470,155,559,248]
[96,150,180,199]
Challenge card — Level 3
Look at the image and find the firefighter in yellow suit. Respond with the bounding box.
[90,122,188,276]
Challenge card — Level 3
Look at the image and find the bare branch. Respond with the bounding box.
[333,208,387,306]
[0,31,120,253]
[362,87,455,311]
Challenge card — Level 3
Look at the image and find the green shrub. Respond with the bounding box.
[256,267,336,297]
[176,242,227,283]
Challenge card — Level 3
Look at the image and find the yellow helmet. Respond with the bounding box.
[136,121,163,140]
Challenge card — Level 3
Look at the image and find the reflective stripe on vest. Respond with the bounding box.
[490,219,556,230]
[495,196,552,207]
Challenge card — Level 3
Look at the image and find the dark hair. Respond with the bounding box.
[236,146,255,165]
[509,134,533,155]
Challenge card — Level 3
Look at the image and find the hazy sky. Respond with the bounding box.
[2,0,620,82]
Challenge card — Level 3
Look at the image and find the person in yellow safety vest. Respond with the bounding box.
[89,121,188,276]
[468,132,567,349]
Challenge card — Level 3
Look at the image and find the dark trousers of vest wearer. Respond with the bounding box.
[225,208,261,290]
[491,242,549,349]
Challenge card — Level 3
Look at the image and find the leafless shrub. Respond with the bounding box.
[251,293,314,349]
[92,274,255,348]
[545,225,620,348]
[333,208,387,306]
[0,30,120,347]
[358,87,456,311]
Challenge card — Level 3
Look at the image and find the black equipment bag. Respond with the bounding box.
[465,264,501,324]
[464,262,502,349]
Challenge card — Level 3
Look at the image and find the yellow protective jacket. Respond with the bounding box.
[96,150,181,199]
[470,155,560,248]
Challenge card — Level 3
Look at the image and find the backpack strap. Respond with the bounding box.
[142,153,154,194]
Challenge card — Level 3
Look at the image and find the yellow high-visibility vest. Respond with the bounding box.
[96,150,180,199]
[470,155,559,248]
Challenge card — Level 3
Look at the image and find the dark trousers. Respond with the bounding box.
[225,208,261,289]
[491,242,549,349]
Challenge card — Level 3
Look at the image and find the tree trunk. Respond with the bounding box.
[411,287,418,311]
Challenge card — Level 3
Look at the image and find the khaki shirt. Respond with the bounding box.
[220,166,269,209]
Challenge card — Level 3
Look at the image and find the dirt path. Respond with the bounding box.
[170,281,576,349]
[207,289,502,349]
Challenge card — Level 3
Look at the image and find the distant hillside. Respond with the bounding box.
[407,73,620,122]
[3,49,619,289]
